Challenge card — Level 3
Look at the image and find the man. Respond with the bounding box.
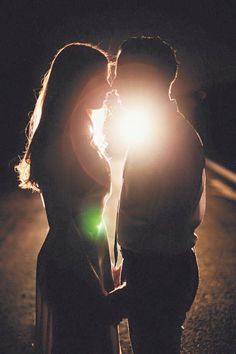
[114,37,206,353]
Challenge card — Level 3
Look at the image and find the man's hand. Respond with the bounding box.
[112,262,123,288]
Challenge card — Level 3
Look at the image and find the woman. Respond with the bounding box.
[15,43,120,354]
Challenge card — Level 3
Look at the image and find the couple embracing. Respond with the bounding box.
[16,36,206,354]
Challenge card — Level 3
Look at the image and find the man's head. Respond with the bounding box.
[115,36,178,105]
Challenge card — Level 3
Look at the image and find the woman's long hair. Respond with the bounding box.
[15,42,109,192]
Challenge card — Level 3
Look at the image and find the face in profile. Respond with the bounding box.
[80,63,110,110]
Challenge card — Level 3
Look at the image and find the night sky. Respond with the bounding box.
[1,0,236,192]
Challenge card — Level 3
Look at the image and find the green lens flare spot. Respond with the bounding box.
[80,206,104,238]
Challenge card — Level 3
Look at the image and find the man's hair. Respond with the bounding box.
[117,36,178,86]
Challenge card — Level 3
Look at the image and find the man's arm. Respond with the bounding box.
[189,168,206,230]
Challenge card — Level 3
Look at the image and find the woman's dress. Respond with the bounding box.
[35,111,120,354]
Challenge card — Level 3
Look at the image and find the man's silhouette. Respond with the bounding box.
[115,37,206,353]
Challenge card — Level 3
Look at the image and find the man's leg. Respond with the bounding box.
[123,249,199,354]
[128,310,185,354]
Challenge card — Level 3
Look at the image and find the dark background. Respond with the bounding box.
[1,0,236,193]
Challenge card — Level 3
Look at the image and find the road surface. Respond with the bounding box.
[0,160,236,353]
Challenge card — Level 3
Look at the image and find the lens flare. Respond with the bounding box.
[80,205,104,238]
[91,97,169,154]
[118,104,153,146]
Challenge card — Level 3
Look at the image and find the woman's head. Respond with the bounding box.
[45,43,110,114]
[15,42,110,191]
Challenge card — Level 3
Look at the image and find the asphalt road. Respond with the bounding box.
[0,160,236,354]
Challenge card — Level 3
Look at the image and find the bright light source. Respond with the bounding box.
[91,100,169,153]
[119,105,152,146]
[91,103,153,150]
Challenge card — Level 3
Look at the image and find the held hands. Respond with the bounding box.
[102,260,127,325]
[112,261,123,288]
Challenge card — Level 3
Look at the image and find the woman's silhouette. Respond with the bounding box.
[15,43,120,354]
